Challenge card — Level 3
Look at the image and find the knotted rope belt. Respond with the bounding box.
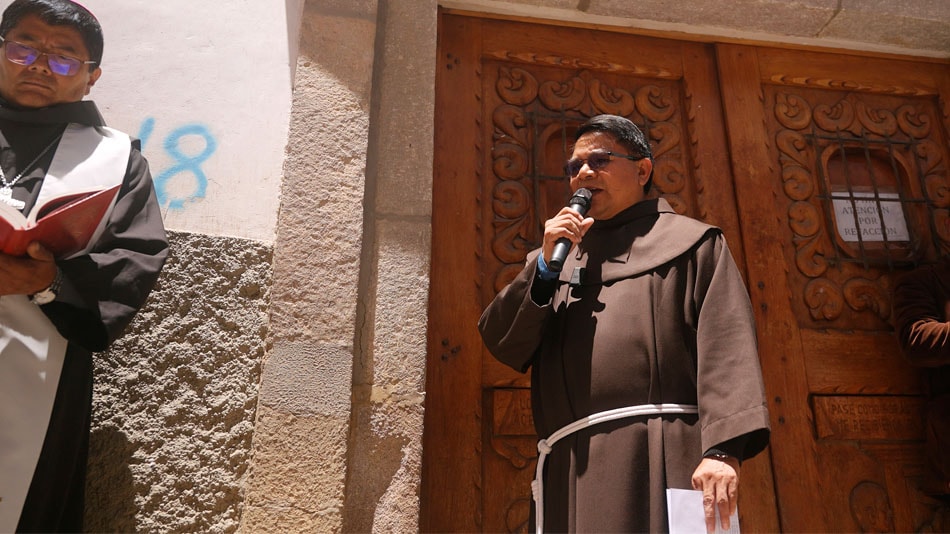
[531,403,700,534]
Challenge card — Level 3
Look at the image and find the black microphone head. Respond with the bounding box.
[569,188,592,213]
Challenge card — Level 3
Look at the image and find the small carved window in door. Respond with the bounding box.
[814,131,935,269]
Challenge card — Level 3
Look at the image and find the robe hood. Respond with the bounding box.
[556,197,720,284]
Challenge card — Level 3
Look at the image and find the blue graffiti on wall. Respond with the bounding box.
[138,117,217,210]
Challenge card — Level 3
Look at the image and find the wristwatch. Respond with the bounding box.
[703,450,733,462]
[31,268,63,305]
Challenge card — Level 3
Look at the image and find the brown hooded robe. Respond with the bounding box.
[479,198,770,532]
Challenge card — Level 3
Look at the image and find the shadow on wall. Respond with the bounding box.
[85,428,136,532]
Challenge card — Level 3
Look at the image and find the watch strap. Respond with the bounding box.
[30,267,62,305]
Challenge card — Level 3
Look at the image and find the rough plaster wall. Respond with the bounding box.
[240,1,376,532]
[85,231,271,533]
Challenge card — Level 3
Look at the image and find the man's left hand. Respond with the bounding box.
[691,455,741,533]
[0,242,57,296]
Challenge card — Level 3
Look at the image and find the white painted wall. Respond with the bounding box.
[1,1,299,243]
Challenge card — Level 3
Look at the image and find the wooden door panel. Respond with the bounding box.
[426,14,778,533]
[802,331,920,393]
[475,22,746,317]
[427,13,950,534]
[428,15,950,533]
[720,43,950,532]
[757,47,943,95]
[718,43,834,531]
[484,388,536,533]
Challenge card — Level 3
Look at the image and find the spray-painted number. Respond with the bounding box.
[139,118,217,210]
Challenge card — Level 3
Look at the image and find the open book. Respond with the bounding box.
[0,184,120,257]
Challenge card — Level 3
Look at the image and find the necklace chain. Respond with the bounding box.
[0,130,65,189]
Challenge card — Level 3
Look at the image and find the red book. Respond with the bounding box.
[0,184,121,257]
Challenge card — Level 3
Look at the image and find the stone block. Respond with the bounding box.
[371,0,439,217]
[258,341,355,415]
[369,217,431,392]
[824,6,950,52]
[583,0,838,36]
[241,406,349,532]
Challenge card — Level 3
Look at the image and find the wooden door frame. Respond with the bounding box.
[421,13,485,533]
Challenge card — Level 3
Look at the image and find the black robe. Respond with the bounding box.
[479,198,769,532]
[0,99,168,533]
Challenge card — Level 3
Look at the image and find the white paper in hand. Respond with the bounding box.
[667,488,740,534]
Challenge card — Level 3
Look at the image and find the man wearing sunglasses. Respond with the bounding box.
[0,1,168,532]
[480,114,769,533]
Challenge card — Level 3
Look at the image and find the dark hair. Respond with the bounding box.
[574,114,654,193]
[0,0,103,67]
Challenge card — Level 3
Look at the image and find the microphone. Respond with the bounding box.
[547,188,592,272]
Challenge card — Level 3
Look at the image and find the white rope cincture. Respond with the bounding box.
[531,403,699,534]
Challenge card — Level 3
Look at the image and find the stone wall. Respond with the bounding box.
[240,1,380,532]
[86,231,271,533]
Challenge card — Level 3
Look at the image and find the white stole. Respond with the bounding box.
[0,124,130,531]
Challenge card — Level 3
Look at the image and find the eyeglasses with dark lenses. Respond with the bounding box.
[564,150,644,177]
[0,37,95,76]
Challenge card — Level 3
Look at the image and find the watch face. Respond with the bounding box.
[31,289,56,305]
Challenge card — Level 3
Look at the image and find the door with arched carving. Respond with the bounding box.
[423,14,772,532]
[424,13,949,533]
[719,44,950,532]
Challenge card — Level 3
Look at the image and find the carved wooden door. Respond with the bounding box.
[424,15,776,532]
[719,45,950,532]
[425,12,950,534]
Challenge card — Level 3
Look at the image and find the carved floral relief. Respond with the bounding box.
[771,89,949,327]
[487,66,689,294]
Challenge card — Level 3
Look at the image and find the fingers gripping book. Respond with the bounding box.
[0,184,120,257]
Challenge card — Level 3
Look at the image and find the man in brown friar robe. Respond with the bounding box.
[0,1,168,532]
[892,259,950,498]
[479,115,770,533]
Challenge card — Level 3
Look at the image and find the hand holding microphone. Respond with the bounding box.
[545,188,593,272]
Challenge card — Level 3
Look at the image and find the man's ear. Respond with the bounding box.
[637,157,653,187]
[84,67,102,95]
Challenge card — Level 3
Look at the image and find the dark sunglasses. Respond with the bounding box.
[0,37,95,76]
[564,150,644,177]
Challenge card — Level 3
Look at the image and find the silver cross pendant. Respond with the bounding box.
[0,186,26,210]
